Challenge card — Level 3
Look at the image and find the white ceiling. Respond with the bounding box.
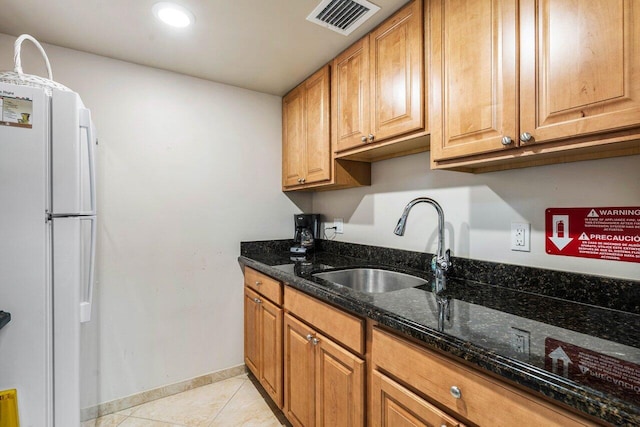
[0,0,409,96]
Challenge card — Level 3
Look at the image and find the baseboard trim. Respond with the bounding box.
[82,364,247,421]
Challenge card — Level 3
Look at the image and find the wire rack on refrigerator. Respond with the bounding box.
[0,34,72,95]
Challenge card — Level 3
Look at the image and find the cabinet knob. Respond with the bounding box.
[449,385,461,399]
[368,134,375,142]
[501,136,513,146]
[306,334,313,341]
[297,178,302,183]
[311,337,320,345]
[520,132,533,143]
[253,298,262,304]
[301,178,306,183]
[255,281,262,286]
[361,136,367,143]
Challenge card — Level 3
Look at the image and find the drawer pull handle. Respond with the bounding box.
[361,136,367,143]
[255,281,262,286]
[449,385,461,399]
[311,337,320,345]
[254,298,262,304]
[306,334,313,341]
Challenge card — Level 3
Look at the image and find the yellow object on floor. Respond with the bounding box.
[0,389,19,427]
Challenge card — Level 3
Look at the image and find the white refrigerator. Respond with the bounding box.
[0,81,97,426]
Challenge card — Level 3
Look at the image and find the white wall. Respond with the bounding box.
[313,152,640,281]
[0,33,311,405]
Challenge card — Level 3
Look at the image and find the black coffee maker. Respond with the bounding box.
[290,214,321,255]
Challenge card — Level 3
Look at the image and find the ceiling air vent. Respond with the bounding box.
[307,0,380,36]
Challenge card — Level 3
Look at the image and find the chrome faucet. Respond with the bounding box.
[394,197,451,294]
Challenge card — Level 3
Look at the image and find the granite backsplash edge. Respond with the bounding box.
[240,239,640,314]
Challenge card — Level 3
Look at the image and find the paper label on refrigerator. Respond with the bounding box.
[0,95,33,128]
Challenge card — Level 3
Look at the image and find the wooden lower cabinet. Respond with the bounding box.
[284,313,365,427]
[243,269,602,426]
[284,313,315,426]
[371,370,464,427]
[372,327,597,427]
[244,285,283,407]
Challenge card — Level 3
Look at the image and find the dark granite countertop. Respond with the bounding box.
[239,240,640,426]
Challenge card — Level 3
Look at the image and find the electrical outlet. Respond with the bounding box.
[511,327,531,356]
[511,222,530,252]
[334,218,344,234]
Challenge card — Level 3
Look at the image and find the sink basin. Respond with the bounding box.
[312,268,427,293]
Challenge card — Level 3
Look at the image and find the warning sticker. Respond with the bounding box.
[545,338,640,405]
[545,207,640,263]
[0,94,33,128]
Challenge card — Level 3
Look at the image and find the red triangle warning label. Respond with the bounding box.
[578,232,590,240]
[587,209,599,218]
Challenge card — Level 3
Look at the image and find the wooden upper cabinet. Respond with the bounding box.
[333,38,371,152]
[282,86,307,187]
[282,65,331,189]
[333,0,424,156]
[304,68,332,184]
[370,0,424,142]
[431,0,640,168]
[430,0,518,161]
[519,0,640,144]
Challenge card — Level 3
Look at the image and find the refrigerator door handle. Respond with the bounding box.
[79,215,97,323]
[79,108,97,215]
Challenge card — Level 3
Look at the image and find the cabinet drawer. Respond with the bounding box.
[244,267,282,306]
[371,370,464,427]
[372,328,596,427]
[284,287,364,355]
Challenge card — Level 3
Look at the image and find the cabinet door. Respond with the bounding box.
[244,287,261,377]
[519,0,640,144]
[333,37,371,152]
[430,0,518,160]
[304,66,332,185]
[283,86,306,187]
[259,296,283,408]
[315,331,365,427]
[370,370,463,427]
[370,0,424,142]
[284,314,316,427]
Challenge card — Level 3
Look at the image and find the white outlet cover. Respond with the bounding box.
[334,218,344,234]
[511,222,531,252]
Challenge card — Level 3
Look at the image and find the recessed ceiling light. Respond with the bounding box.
[152,2,195,28]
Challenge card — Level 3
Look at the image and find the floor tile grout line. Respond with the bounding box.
[123,414,190,426]
[207,377,249,427]
[89,373,252,427]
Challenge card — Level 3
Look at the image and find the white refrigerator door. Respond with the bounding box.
[51,89,97,216]
[0,83,53,427]
[53,215,96,427]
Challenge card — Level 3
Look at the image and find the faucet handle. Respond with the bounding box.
[442,249,452,269]
[433,249,451,272]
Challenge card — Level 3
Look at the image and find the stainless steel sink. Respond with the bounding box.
[312,268,427,293]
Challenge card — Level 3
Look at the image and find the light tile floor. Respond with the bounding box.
[82,374,287,427]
